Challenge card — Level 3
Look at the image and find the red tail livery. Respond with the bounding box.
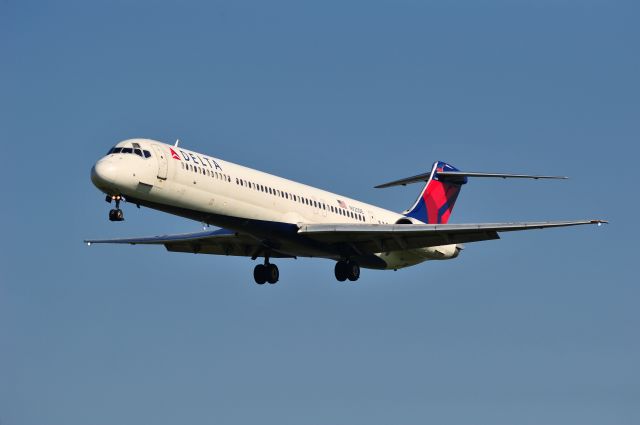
[404,161,467,224]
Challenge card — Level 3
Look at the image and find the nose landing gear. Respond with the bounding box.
[106,195,125,222]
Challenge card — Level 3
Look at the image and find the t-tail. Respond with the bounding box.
[375,161,568,224]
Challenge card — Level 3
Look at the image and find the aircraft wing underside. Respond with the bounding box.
[85,220,605,260]
[85,228,295,258]
[297,220,606,254]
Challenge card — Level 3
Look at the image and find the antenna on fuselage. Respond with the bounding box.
[174,139,180,147]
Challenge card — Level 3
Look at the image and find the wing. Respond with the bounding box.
[84,228,295,258]
[298,220,607,253]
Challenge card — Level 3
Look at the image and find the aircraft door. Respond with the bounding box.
[152,144,168,180]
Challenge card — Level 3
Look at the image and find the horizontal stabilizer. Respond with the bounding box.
[376,171,567,188]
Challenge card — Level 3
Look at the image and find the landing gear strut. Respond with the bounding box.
[254,259,279,285]
[107,195,125,222]
[335,260,360,282]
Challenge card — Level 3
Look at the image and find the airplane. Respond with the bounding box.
[85,138,606,284]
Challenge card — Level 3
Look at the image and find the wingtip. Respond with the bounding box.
[591,219,609,226]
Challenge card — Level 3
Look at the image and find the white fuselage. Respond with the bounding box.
[91,138,458,269]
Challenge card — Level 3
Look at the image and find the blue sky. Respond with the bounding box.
[1,1,637,424]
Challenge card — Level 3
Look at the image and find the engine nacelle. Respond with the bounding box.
[394,217,425,225]
[377,217,461,269]
[378,244,462,270]
[419,244,460,260]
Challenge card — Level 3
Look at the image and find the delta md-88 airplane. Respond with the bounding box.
[86,138,605,284]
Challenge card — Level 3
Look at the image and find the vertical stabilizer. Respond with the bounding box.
[403,161,467,224]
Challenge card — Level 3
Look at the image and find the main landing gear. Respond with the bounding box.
[335,260,360,282]
[254,259,279,285]
[106,195,124,222]
[252,260,360,284]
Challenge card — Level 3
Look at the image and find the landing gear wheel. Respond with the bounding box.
[266,264,279,284]
[335,261,348,282]
[335,261,360,282]
[253,264,267,285]
[347,261,360,281]
[107,195,125,221]
[108,208,124,221]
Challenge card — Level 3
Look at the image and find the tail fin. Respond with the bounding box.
[404,161,467,224]
[375,162,567,224]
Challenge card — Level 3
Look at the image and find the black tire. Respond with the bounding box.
[266,264,279,284]
[334,261,348,282]
[347,261,360,281]
[115,209,124,221]
[253,264,267,284]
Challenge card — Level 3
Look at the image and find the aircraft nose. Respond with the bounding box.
[91,158,119,187]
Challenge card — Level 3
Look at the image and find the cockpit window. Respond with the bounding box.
[108,145,152,158]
